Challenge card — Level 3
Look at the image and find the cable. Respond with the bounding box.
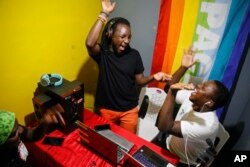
[184,134,191,167]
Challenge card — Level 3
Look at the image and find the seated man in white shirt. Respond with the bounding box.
[157,80,229,167]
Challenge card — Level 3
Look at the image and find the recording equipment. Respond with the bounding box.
[40,73,63,87]
[106,18,117,38]
[32,78,84,134]
[138,95,149,119]
[196,138,217,166]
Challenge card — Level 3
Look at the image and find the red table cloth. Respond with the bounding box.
[25,109,179,167]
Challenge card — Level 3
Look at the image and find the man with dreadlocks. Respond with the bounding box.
[85,0,195,134]
[85,0,172,134]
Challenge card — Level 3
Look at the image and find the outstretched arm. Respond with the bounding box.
[85,0,116,57]
[135,72,172,86]
[164,46,196,92]
[157,83,194,137]
[25,103,65,141]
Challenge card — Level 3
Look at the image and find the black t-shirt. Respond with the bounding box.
[92,46,144,111]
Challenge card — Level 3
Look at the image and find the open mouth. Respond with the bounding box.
[119,45,126,51]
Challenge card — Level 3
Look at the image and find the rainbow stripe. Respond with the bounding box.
[150,0,250,117]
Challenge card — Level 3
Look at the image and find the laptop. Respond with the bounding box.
[75,121,134,165]
[123,145,171,167]
[94,124,134,152]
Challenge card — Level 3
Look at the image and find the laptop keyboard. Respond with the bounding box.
[133,150,157,167]
[132,145,169,167]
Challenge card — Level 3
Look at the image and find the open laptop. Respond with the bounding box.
[75,121,134,165]
[94,124,134,152]
[123,145,171,167]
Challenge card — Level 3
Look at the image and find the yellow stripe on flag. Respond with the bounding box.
[171,0,200,74]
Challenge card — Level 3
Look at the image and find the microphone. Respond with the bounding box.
[196,138,217,166]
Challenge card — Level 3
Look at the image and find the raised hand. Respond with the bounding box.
[101,0,116,14]
[182,46,197,68]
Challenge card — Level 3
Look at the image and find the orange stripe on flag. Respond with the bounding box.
[162,0,185,73]
[158,0,185,88]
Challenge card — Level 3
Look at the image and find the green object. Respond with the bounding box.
[0,110,15,145]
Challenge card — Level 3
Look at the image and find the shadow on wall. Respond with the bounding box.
[76,57,99,97]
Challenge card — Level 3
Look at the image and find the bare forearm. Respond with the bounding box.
[136,72,172,86]
[164,66,188,92]
[85,17,106,48]
[136,75,154,86]
[157,90,176,132]
[172,66,188,83]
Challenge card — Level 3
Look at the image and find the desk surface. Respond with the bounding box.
[26,109,179,167]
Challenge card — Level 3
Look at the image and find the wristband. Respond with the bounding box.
[100,11,109,17]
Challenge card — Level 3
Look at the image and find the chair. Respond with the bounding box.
[214,123,230,155]
[210,122,244,167]
[137,87,167,141]
[198,123,230,166]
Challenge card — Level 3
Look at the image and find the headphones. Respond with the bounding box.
[106,19,117,39]
[205,101,214,106]
[205,101,211,105]
[40,73,63,87]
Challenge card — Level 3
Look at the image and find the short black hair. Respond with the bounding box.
[212,80,230,109]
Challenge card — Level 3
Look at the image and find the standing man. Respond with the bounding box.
[85,0,172,133]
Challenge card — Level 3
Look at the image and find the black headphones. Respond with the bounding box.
[104,17,130,41]
[40,73,63,87]
[106,19,117,39]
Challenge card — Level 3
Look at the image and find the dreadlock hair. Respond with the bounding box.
[100,17,130,51]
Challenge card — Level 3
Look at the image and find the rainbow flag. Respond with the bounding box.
[150,0,250,118]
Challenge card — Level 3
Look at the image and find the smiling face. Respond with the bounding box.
[189,81,217,111]
[110,23,132,55]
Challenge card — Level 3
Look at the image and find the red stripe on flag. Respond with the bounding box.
[149,0,172,87]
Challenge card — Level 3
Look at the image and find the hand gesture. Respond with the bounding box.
[101,0,116,14]
[153,72,172,83]
[170,82,195,90]
[182,46,197,68]
[42,103,65,127]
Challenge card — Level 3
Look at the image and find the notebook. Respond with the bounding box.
[75,121,134,164]
[124,145,171,167]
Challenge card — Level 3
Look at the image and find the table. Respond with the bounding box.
[25,109,179,167]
